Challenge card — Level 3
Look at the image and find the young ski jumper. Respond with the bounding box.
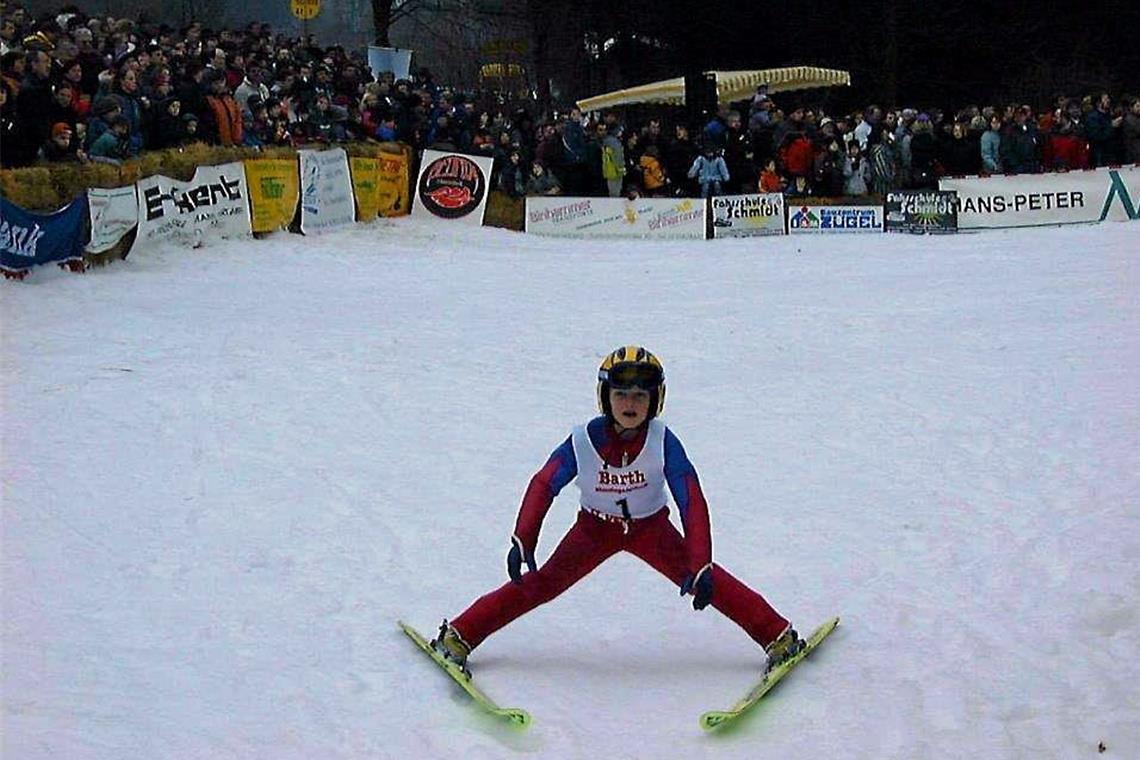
[431,346,804,672]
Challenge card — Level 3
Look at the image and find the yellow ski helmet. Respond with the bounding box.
[597,345,666,420]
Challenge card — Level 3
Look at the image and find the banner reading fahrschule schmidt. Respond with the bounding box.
[939,166,1140,229]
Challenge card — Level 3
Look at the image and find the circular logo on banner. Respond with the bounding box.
[417,154,486,219]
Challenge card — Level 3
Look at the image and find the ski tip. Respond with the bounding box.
[503,708,532,728]
[700,711,733,731]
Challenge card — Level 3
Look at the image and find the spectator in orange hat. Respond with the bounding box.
[40,121,86,162]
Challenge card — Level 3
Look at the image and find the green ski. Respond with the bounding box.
[700,616,840,731]
[398,621,532,728]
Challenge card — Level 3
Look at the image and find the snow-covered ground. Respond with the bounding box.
[3,217,1138,759]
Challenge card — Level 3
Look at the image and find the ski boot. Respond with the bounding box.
[764,625,806,673]
[430,620,472,677]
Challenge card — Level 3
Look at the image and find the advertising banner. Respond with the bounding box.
[711,193,786,238]
[788,204,884,233]
[367,46,413,81]
[244,158,300,233]
[525,196,706,239]
[298,148,356,234]
[350,156,381,220]
[136,162,251,246]
[939,166,1140,229]
[1,194,88,273]
[884,190,959,234]
[412,150,495,225]
[87,185,138,252]
[377,151,411,217]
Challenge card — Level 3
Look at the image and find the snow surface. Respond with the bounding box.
[2,216,1138,759]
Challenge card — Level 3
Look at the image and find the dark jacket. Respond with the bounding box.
[1121,113,1140,163]
[942,133,982,176]
[15,72,54,163]
[1000,124,1038,174]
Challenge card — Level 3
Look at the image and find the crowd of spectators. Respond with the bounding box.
[2,3,1139,203]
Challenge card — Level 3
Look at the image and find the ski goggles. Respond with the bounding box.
[602,362,663,390]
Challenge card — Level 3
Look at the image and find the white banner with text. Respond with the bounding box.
[711,193,786,238]
[299,148,357,234]
[939,166,1140,229]
[525,196,706,239]
[135,162,251,246]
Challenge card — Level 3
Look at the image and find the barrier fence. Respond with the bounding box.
[2,154,1136,279]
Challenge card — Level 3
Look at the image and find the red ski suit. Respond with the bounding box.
[451,417,789,649]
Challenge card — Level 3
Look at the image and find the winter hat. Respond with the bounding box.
[182,112,199,123]
[93,96,121,115]
[51,122,72,137]
[819,116,834,128]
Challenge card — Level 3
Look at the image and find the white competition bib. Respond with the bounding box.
[572,419,668,518]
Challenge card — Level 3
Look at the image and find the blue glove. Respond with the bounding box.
[506,534,537,584]
[680,564,714,610]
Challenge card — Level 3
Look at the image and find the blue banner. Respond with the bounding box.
[1,194,89,273]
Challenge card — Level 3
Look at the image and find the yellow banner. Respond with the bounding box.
[350,157,381,221]
[377,151,410,217]
[244,159,299,232]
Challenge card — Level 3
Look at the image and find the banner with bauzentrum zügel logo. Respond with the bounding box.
[787,204,884,233]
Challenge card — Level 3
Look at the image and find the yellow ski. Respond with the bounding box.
[398,621,531,728]
[701,616,840,731]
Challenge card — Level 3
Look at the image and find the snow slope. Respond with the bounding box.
[3,217,1138,759]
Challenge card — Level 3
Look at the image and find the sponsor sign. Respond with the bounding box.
[939,167,1140,229]
[87,185,138,252]
[244,158,300,232]
[290,0,321,20]
[1,193,88,273]
[525,196,707,239]
[885,190,959,234]
[135,162,252,246]
[711,193,786,238]
[298,148,356,234]
[377,152,411,217]
[788,204,883,233]
[367,46,413,82]
[350,156,381,221]
[412,150,494,224]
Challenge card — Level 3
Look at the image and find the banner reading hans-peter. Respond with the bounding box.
[1,194,89,274]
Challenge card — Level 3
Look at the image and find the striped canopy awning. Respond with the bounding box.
[576,66,851,112]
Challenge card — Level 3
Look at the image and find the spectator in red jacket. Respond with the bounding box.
[780,130,815,181]
[1042,111,1090,171]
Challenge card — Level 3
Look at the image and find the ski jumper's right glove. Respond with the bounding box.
[507,533,537,584]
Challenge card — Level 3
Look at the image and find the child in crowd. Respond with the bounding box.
[688,144,730,198]
[758,158,786,193]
